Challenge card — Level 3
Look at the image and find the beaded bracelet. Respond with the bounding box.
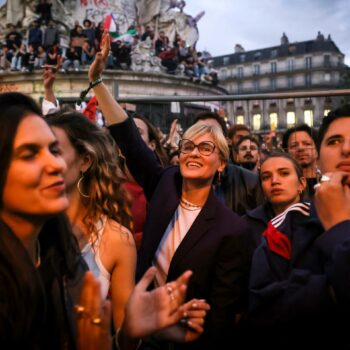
[77,77,103,105]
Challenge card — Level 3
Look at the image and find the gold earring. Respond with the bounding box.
[77,173,90,198]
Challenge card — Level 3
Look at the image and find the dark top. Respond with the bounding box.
[242,202,350,348]
[215,164,263,216]
[109,118,255,350]
[0,218,87,349]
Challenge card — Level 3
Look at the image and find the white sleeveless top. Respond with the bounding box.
[81,216,111,299]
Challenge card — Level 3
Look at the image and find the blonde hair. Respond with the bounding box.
[182,123,229,162]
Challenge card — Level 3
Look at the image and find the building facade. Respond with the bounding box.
[213,32,347,132]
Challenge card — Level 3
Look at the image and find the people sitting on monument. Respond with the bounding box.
[5,24,23,52]
[61,42,81,72]
[10,43,27,71]
[82,39,96,66]
[27,20,43,51]
[155,30,170,56]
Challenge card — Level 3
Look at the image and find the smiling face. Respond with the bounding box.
[260,156,305,214]
[179,132,226,186]
[318,117,350,184]
[1,115,68,221]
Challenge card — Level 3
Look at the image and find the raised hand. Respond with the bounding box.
[314,171,350,230]
[76,272,112,350]
[89,29,110,82]
[122,267,193,338]
[154,298,210,343]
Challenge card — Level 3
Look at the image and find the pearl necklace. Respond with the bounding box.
[180,197,202,211]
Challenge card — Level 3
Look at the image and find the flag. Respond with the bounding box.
[104,14,119,41]
[82,96,98,122]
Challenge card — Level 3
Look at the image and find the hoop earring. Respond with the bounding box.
[77,173,90,198]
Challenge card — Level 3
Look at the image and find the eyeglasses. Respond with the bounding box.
[238,146,258,152]
[179,139,216,156]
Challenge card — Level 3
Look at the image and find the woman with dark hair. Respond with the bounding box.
[244,151,307,245]
[121,113,168,249]
[132,114,169,166]
[0,92,209,349]
[0,92,87,349]
[243,143,350,348]
[46,110,136,332]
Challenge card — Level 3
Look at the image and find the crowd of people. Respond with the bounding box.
[0,14,218,84]
[1,29,350,350]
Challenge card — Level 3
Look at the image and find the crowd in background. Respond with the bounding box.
[1,8,350,350]
[0,12,218,84]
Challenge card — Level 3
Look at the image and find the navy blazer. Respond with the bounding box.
[242,202,350,348]
[109,118,254,349]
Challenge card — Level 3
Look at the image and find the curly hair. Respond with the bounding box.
[46,109,133,245]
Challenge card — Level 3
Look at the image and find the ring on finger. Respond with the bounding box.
[320,175,331,182]
[91,317,102,325]
[74,304,89,318]
[166,283,173,295]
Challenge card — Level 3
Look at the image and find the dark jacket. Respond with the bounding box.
[243,201,275,247]
[0,219,87,350]
[215,164,263,216]
[243,203,350,348]
[109,118,254,350]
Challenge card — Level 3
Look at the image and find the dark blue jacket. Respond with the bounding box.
[243,202,350,348]
[109,118,254,350]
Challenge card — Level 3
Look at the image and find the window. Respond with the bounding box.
[220,69,228,79]
[271,62,277,73]
[253,64,260,75]
[271,49,277,58]
[271,78,276,90]
[237,82,243,94]
[304,110,314,127]
[253,80,260,92]
[305,56,312,69]
[324,73,331,82]
[324,55,331,67]
[240,54,246,63]
[288,76,294,89]
[324,109,331,117]
[288,59,294,72]
[305,74,312,87]
[269,112,278,130]
[254,52,261,60]
[286,111,296,127]
[288,45,296,54]
[223,56,230,65]
[238,67,244,78]
[236,115,244,124]
[253,114,261,131]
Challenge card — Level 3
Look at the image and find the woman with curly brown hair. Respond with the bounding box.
[46,110,136,331]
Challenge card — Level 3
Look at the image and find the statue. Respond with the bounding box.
[0,0,203,43]
[0,0,204,72]
[136,0,204,47]
[131,37,164,74]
